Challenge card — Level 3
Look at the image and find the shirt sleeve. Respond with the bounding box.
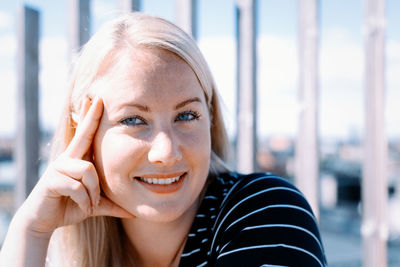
[210,173,327,267]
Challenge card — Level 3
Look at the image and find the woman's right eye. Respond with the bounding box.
[119,116,147,126]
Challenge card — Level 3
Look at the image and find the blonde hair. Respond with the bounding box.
[50,12,230,266]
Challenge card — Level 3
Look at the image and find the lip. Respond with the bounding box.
[140,172,186,179]
[135,172,187,194]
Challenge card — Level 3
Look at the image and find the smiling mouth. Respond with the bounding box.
[135,176,182,185]
[134,173,186,185]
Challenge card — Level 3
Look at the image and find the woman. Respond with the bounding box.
[0,13,326,266]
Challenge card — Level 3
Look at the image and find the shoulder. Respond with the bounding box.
[217,172,314,218]
[209,172,326,266]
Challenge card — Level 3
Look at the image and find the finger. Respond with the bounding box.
[52,157,100,206]
[80,97,94,162]
[49,173,92,214]
[79,96,92,121]
[65,97,103,159]
[91,197,135,218]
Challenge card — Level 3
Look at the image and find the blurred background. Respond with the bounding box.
[0,0,399,266]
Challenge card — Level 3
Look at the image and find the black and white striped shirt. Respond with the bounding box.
[179,172,327,267]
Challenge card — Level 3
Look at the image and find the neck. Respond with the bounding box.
[121,198,199,267]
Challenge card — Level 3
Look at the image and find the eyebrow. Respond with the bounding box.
[175,97,202,110]
[123,97,202,112]
[128,103,150,112]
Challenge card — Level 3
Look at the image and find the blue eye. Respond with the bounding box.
[120,116,146,126]
[175,111,200,122]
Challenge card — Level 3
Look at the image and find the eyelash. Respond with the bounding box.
[175,110,201,122]
[119,110,201,126]
[119,115,147,126]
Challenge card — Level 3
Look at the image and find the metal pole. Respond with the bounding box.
[295,0,319,219]
[15,5,40,209]
[362,0,387,266]
[235,0,257,173]
[175,0,197,39]
[68,0,91,59]
[117,0,141,12]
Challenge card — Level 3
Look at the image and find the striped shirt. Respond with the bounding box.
[179,172,327,267]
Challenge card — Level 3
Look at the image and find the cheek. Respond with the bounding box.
[179,125,211,161]
[94,130,147,179]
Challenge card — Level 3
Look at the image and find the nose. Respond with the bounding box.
[148,129,182,166]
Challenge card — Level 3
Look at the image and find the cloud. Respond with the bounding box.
[197,28,400,139]
[92,0,119,31]
[0,34,16,137]
[198,37,237,136]
[0,11,11,30]
[0,72,16,137]
[386,41,400,137]
[93,0,117,15]
[320,27,364,84]
[386,91,400,138]
[39,36,69,132]
[198,35,300,138]
[387,40,400,89]
[0,34,16,57]
[258,35,298,91]
[0,36,69,137]
[256,35,299,137]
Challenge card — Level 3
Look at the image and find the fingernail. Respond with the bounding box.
[96,198,100,206]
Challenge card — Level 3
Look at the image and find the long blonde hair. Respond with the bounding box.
[50,12,230,266]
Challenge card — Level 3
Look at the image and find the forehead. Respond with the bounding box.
[93,47,207,108]
[101,47,194,82]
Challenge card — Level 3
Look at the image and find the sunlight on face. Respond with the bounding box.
[92,47,211,222]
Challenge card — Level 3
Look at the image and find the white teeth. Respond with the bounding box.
[138,176,182,185]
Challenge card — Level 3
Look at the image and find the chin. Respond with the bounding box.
[134,203,188,223]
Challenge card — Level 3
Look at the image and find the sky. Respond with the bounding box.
[0,0,399,141]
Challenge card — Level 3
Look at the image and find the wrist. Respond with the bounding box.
[11,205,54,241]
[0,208,52,267]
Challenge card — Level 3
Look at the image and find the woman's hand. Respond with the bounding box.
[15,96,134,235]
[0,96,135,266]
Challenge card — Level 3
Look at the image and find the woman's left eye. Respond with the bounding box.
[175,111,200,122]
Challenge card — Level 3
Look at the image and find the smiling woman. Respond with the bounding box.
[0,12,326,267]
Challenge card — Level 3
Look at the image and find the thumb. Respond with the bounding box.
[92,197,135,218]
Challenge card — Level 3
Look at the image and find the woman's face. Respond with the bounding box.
[92,48,211,222]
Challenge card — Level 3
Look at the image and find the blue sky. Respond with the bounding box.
[0,0,399,140]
